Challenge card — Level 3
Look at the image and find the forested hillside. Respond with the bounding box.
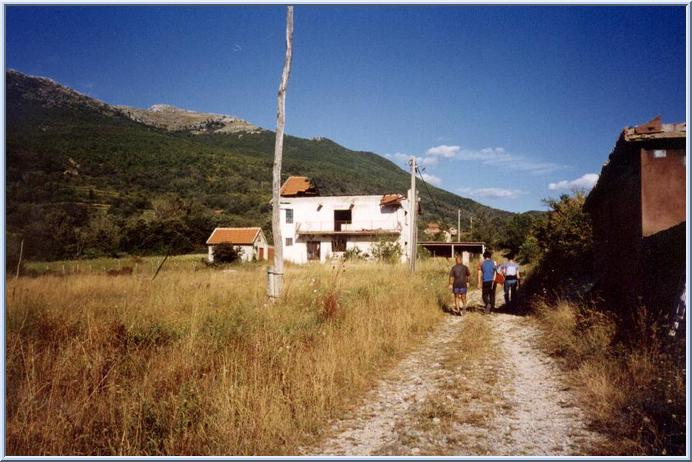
[6,70,512,261]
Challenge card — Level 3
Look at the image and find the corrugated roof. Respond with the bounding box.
[206,227,261,245]
[280,176,319,196]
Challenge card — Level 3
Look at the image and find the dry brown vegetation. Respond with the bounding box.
[6,258,450,455]
[532,299,685,455]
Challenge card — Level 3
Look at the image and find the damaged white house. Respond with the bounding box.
[278,176,417,264]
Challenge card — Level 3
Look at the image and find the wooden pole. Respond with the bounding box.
[457,209,461,243]
[270,6,294,298]
[151,252,169,281]
[410,156,417,272]
[15,239,24,280]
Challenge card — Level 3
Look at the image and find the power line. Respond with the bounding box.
[416,167,447,228]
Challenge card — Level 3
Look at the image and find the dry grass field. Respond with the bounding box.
[532,299,686,455]
[6,257,452,455]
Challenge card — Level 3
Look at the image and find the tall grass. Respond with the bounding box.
[6,259,449,455]
[532,299,685,455]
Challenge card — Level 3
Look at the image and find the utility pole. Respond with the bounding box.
[409,156,417,272]
[470,216,474,237]
[269,6,294,299]
[457,209,461,243]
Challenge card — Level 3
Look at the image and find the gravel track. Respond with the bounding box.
[302,289,605,456]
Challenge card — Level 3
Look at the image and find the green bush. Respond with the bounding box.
[370,238,402,263]
[343,247,366,261]
[213,243,242,263]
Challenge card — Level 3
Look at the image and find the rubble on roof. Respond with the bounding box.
[623,116,686,142]
[280,176,319,197]
[380,193,405,207]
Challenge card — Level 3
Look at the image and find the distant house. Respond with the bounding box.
[206,227,269,263]
[584,116,686,315]
[278,176,415,263]
[424,222,441,237]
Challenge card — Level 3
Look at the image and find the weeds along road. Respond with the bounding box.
[303,289,605,456]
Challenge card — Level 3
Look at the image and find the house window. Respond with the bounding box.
[332,236,347,252]
[285,209,294,224]
[286,238,293,246]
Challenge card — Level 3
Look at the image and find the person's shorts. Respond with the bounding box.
[452,287,468,295]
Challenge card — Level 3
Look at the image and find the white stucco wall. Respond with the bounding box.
[278,194,413,264]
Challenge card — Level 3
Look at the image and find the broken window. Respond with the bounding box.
[334,209,352,231]
[307,241,320,261]
[332,236,347,252]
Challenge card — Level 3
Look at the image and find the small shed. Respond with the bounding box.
[206,227,269,263]
[418,241,486,265]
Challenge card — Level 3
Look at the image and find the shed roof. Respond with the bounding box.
[280,176,319,196]
[206,227,262,245]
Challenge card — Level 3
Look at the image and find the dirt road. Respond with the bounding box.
[302,289,604,456]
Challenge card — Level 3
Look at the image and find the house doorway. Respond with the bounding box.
[258,247,264,260]
[307,241,321,261]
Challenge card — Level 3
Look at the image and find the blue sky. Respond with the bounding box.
[5,5,687,212]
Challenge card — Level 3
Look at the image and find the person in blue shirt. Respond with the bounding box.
[477,250,497,313]
[500,255,521,307]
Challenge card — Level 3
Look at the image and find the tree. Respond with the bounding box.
[500,213,535,257]
[523,192,594,299]
[532,193,592,269]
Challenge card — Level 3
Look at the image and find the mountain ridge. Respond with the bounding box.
[6,69,513,261]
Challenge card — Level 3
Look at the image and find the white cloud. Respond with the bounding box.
[457,186,527,199]
[548,173,599,191]
[421,173,442,185]
[384,152,412,162]
[456,147,565,175]
[419,156,439,167]
[426,145,460,158]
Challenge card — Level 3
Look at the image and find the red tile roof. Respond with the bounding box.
[206,227,261,245]
[280,176,319,196]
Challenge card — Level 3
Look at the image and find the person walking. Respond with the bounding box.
[501,254,521,307]
[448,254,471,315]
[478,250,497,314]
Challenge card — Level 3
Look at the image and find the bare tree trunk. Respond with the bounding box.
[270,6,294,298]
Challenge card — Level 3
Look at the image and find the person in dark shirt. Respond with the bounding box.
[448,254,471,315]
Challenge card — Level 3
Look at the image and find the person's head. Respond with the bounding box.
[506,252,515,262]
[455,254,462,264]
[483,250,492,259]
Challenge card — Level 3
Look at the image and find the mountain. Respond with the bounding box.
[116,104,260,134]
[5,69,512,261]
